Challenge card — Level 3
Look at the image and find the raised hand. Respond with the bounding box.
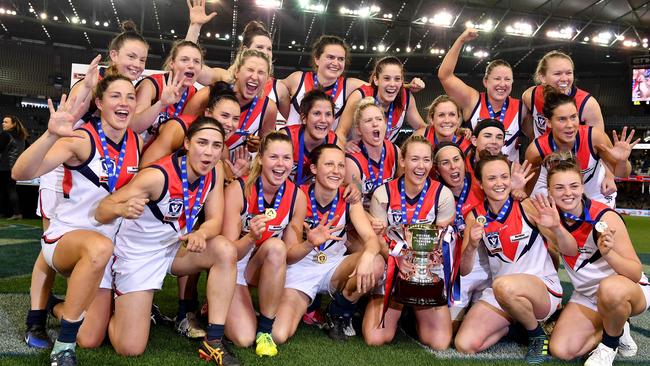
[597,226,616,257]
[304,214,344,247]
[529,194,561,230]
[600,126,640,162]
[187,0,218,26]
[406,77,425,93]
[160,72,185,107]
[468,219,484,247]
[246,134,261,153]
[47,95,86,138]
[82,55,102,89]
[459,28,479,43]
[249,214,270,241]
[511,159,535,191]
[226,146,251,178]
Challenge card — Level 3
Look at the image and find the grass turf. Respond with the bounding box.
[1,217,650,365]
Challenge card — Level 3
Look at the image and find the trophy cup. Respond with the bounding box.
[394,224,447,307]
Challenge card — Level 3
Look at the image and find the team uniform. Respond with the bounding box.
[448,174,490,320]
[467,93,522,161]
[373,177,455,299]
[284,184,349,301]
[137,73,198,144]
[235,177,299,285]
[286,72,347,129]
[346,140,398,210]
[109,152,216,294]
[264,78,279,104]
[471,199,563,320]
[282,125,338,185]
[532,125,615,207]
[561,199,650,312]
[224,96,272,151]
[356,85,410,143]
[41,121,141,272]
[530,85,592,138]
[423,127,473,179]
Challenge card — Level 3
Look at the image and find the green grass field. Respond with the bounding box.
[1,216,650,365]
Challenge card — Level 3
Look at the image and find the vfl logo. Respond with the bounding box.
[100,158,115,183]
[535,114,547,134]
[485,231,503,253]
[164,198,183,221]
[243,213,254,232]
[388,209,404,226]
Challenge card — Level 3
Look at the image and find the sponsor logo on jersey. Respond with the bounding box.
[509,233,529,242]
[126,166,139,174]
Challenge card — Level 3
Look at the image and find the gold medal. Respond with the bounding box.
[476,216,487,226]
[265,208,277,219]
[316,251,327,264]
[595,221,608,233]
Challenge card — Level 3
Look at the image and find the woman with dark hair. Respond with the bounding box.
[1,115,29,219]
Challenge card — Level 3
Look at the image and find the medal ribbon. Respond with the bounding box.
[235,96,258,136]
[360,142,386,190]
[309,185,339,252]
[454,176,470,229]
[484,197,512,225]
[561,204,594,224]
[399,177,430,225]
[434,133,457,146]
[96,121,127,193]
[313,74,338,101]
[256,177,285,214]
[549,133,579,156]
[166,85,189,119]
[180,155,206,234]
[296,127,306,185]
[486,97,509,123]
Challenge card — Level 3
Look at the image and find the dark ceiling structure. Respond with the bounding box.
[0,0,649,78]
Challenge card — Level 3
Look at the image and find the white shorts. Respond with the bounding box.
[569,283,650,313]
[450,269,491,321]
[479,286,562,321]
[236,247,255,286]
[284,255,345,302]
[108,243,180,295]
[36,188,63,219]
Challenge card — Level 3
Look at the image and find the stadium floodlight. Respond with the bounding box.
[377,44,386,52]
[465,19,493,31]
[359,45,364,50]
[53,16,58,21]
[103,21,109,27]
[546,27,573,40]
[300,1,326,13]
[224,34,230,39]
[341,5,380,18]
[623,40,638,47]
[406,46,411,53]
[81,19,86,24]
[395,47,400,52]
[473,50,489,58]
[431,11,453,27]
[94,20,100,26]
[40,12,47,20]
[593,31,612,45]
[505,21,534,36]
[206,32,211,37]
[71,16,79,24]
[255,0,282,9]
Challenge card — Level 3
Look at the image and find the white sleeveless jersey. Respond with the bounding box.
[286,71,347,129]
[468,93,522,161]
[38,120,87,192]
[114,152,215,260]
[224,97,271,151]
[532,125,615,208]
[43,124,140,241]
[562,199,649,298]
[473,200,563,296]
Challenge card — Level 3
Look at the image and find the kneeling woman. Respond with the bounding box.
[545,152,649,365]
[11,75,141,364]
[94,117,239,363]
[363,135,456,350]
[273,144,384,343]
[222,132,306,357]
[455,151,574,364]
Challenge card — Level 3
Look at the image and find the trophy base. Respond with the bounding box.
[394,278,447,307]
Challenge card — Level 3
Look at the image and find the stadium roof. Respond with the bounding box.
[0,0,648,77]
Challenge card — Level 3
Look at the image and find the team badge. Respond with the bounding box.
[164,198,183,221]
[100,158,115,182]
[363,179,375,194]
[388,209,403,226]
[485,231,503,253]
[535,115,547,134]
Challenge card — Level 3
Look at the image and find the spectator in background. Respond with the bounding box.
[0,115,29,219]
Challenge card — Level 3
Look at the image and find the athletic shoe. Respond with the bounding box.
[584,343,617,366]
[255,332,278,357]
[343,317,356,337]
[324,313,349,342]
[50,348,76,366]
[302,309,326,328]
[198,340,240,366]
[525,333,550,364]
[175,312,206,339]
[24,323,51,349]
[7,214,23,220]
[151,304,173,326]
[618,321,637,357]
